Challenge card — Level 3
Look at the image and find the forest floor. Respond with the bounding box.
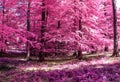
[0,52,120,82]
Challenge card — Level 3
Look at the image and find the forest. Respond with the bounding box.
[0,0,120,82]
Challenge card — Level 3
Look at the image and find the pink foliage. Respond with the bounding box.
[0,0,119,55]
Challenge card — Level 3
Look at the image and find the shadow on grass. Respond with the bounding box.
[0,54,120,82]
[7,61,120,82]
[0,64,16,71]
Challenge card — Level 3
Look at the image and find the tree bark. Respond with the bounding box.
[103,2,109,52]
[112,0,119,56]
[39,0,46,62]
[26,1,31,60]
[79,19,82,30]
[57,20,61,28]
[0,0,5,57]
[104,46,108,52]
[77,0,83,59]
[77,50,83,60]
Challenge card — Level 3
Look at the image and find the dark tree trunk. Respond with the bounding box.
[73,50,82,60]
[77,50,83,60]
[103,2,109,52]
[0,50,3,57]
[112,0,119,56]
[0,0,5,57]
[73,51,77,57]
[77,0,83,59]
[26,1,31,60]
[39,51,44,62]
[57,20,61,28]
[72,0,83,59]
[79,19,82,30]
[39,0,46,62]
[104,46,109,52]
[79,0,82,30]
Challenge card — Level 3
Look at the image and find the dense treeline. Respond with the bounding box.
[0,0,119,61]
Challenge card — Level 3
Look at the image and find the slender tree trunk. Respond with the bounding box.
[39,0,46,62]
[0,0,5,57]
[73,0,78,58]
[73,0,83,59]
[79,18,82,30]
[104,46,108,52]
[26,1,31,60]
[112,0,119,56]
[103,2,109,52]
[77,50,82,60]
[77,0,83,59]
[57,20,61,28]
[78,18,83,59]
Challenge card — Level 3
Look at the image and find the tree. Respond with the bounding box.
[112,0,119,56]
[0,0,5,56]
[26,0,31,60]
[39,0,46,62]
[0,0,119,60]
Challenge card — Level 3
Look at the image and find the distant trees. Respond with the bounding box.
[0,0,119,60]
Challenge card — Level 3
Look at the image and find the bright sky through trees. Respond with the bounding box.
[117,0,120,8]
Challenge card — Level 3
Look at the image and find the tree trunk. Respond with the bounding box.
[77,50,83,60]
[73,50,82,60]
[77,0,83,59]
[0,50,3,57]
[104,46,108,52]
[57,20,61,28]
[26,1,31,60]
[112,0,119,56]
[39,51,44,62]
[26,47,30,60]
[0,0,5,57]
[39,0,46,62]
[103,2,109,52]
[79,19,82,30]
[73,51,77,57]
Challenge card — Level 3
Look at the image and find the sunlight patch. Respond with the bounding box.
[23,67,40,71]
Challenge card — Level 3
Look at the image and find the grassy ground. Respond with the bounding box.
[0,52,120,82]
